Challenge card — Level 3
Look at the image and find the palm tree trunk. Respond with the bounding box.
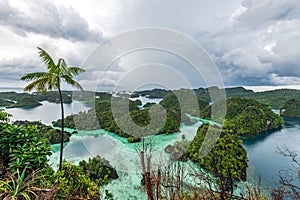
[58,88,64,171]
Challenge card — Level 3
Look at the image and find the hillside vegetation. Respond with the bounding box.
[0,91,72,108]
[53,97,181,142]
[201,97,284,136]
[280,99,300,118]
[244,89,300,109]
[13,120,72,144]
[135,87,300,109]
[53,92,209,142]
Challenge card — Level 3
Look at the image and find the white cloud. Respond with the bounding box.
[0,0,103,41]
[0,0,299,90]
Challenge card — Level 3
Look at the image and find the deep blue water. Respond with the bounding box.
[243,117,300,187]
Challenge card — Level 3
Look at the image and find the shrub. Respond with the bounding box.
[53,161,100,199]
[0,124,51,175]
[79,155,119,186]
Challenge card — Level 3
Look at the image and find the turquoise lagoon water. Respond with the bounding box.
[4,100,300,198]
[49,122,201,199]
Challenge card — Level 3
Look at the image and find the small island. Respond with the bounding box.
[53,90,209,142]
[0,91,72,108]
[201,97,284,136]
[280,99,300,118]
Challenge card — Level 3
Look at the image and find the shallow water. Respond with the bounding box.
[49,122,201,199]
[6,100,300,197]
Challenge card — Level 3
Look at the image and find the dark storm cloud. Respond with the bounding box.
[237,0,300,28]
[0,0,299,89]
[196,0,300,86]
[0,56,41,81]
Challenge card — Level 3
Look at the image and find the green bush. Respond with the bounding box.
[0,168,37,200]
[53,161,100,199]
[0,124,52,174]
[13,120,71,144]
[127,136,141,143]
[79,155,119,186]
[0,109,11,122]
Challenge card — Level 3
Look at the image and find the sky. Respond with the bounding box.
[0,0,300,92]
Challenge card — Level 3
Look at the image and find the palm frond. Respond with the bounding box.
[50,74,60,89]
[20,72,48,81]
[23,76,52,92]
[37,47,55,70]
[67,67,85,76]
[61,75,84,91]
[51,58,66,76]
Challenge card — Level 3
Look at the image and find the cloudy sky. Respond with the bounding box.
[0,0,299,91]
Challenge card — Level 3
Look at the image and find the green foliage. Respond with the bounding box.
[33,91,72,103]
[280,99,300,118]
[129,99,142,111]
[13,120,71,144]
[0,92,41,108]
[195,87,300,109]
[20,47,85,92]
[201,97,284,136]
[53,161,100,199]
[72,91,112,101]
[127,136,141,143]
[244,89,300,109]
[143,102,156,109]
[79,155,119,186]
[197,87,300,109]
[53,97,181,139]
[193,86,254,102]
[160,89,209,120]
[0,109,11,122]
[187,125,248,191]
[225,106,284,136]
[0,99,15,107]
[0,168,37,200]
[0,124,52,174]
[132,88,170,98]
[223,86,255,97]
[8,97,42,108]
[0,91,73,108]
[131,86,254,102]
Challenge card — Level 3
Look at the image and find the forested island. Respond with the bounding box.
[133,86,300,109]
[280,99,300,118]
[53,90,210,142]
[49,88,287,198]
[163,97,283,195]
[2,86,299,110]
[165,124,248,196]
[1,86,300,199]
[0,91,73,108]
[201,97,284,136]
[53,89,285,140]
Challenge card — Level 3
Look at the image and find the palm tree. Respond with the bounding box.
[20,47,85,171]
